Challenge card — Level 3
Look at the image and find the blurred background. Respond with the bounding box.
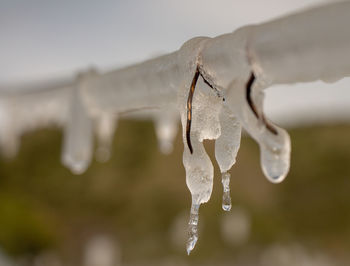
[1,0,350,265]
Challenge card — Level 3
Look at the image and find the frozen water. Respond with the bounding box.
[259,125,291,183]
[251,1,350,85]
[214,106,241,209]
[226,76,291,183]
[95,112,117,162]
[221,172,232,211]
[0,82,69,158]
[186,201,200,255]
[62,75,93,174]
[215,106,241,173]
[1,0,350,254]
[0,100,20,158]
[154,108,179,154]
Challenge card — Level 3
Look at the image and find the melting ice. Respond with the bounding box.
[0,40,291,256]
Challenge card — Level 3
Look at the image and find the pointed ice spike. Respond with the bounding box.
[186,202,200,255]
[0,102,20,158]
[221,172,232,211]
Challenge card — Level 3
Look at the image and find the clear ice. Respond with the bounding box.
[221,172,232,211]
[186,201,200,255]
[154,108,179,154]
[215,106,242,210]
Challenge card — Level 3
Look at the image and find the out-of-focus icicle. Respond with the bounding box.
[62,72,94,174]
[215,106,242,210]
[95,112,117,162]
[0,100,20,158]
[0,81,70,158]
[154,108,179,154]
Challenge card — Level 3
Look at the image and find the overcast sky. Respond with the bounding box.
[0,0,349,125]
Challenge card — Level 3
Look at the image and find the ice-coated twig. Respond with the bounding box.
[0,0,350,253]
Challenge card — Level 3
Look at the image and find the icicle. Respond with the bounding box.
[62,72,94,174]
[0,100,20,158]
[95,112,117,162]
[226,76,291,183]
[154,108,178,154]
[186,200,200,255]
[177,38,225,252]
[181,127,214,254]
[215,106,242,209]
[179,73,222,254]
[221,172,232,211]
[215,106,241,172]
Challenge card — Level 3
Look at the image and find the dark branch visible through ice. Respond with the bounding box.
[186,67,200,154]
[246,72,278,135]
[186,65,226,154]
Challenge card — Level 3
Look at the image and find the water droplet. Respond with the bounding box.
[260,129,291,184]
[221,172,232,211]
[186,203,200,255]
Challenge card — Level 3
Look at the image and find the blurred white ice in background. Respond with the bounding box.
[34,251,62,266]
[0,248,13,266]
[83,235,121,266]
[220,206,251,246]
[153,107,179,154]
[260,243,337,266]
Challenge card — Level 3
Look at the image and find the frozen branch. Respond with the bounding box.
[1,0,350,254]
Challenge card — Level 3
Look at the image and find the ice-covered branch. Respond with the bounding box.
[1,0,350,254]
